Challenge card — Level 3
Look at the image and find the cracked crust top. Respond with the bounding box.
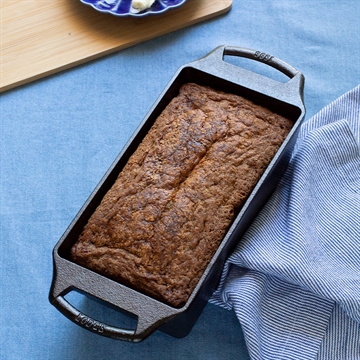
[71,83,293,307]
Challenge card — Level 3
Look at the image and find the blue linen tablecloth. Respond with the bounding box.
[1,1,360,359]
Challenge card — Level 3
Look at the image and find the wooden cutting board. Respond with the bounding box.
[0,0,232,93]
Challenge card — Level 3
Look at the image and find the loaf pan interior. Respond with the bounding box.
[57,65,302,305]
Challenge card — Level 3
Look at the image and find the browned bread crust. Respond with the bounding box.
[71,83,293,307]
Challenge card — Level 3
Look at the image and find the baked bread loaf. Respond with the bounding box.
[71,83,293,307]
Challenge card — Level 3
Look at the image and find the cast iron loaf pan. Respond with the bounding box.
[49,46,305,342]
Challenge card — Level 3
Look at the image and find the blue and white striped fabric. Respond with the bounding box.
[211,85,360,359]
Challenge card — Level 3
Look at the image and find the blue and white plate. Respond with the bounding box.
[80,0,187,17]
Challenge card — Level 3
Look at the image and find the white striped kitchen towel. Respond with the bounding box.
[211,85,360,360]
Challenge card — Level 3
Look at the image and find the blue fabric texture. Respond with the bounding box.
[211,85,360,359]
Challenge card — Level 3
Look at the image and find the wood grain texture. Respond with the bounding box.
[0,0,232,92]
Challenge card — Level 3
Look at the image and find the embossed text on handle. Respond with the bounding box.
[75,313,105,333]
[254,51,273,62]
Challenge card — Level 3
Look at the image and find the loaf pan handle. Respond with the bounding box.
[49,255,179,342]
[223,46,299,79]
[51,295,138,342]
[192,45,305,108]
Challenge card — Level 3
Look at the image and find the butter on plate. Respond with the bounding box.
[132,0,155,11]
